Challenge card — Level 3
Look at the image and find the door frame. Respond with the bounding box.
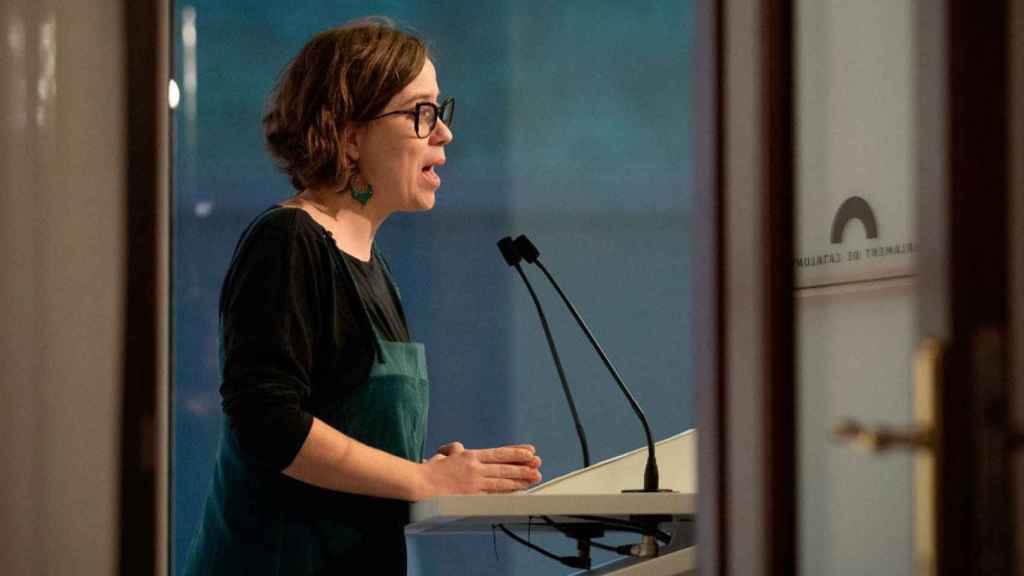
[695,0,795,574]
[1012,0,1024,571]
[121,0,170,574]
[932,1,1012,574]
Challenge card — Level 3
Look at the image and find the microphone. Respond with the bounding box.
[512,234,661,493]
[497,237,591,469]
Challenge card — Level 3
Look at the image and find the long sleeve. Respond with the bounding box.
[217,209,324,471]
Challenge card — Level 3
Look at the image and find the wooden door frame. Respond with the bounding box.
[696,0,795,574]
[931,1,1012,574]
[1012,0,1024,572]
[121,0,170,574]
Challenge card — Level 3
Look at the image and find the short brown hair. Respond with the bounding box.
[263,18,429,191]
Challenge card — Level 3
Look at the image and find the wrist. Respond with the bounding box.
[409,460,435,502]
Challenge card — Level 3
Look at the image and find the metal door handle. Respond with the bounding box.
[832,419,933,453]
[832,338,942,454]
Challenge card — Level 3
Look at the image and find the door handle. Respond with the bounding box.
[832,338,941,454]
[831,338,942,576]
[832,418,933,453]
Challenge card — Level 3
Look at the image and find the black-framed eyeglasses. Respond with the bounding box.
[371,97,455,138]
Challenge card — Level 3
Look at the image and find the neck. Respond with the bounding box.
[296,188,390,262]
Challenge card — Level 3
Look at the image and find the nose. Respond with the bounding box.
[430,118,453,145]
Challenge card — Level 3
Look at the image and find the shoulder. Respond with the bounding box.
[228,206,333,264]
[219,207,333,313]
[243,206,323,244]
[224,207,335,285]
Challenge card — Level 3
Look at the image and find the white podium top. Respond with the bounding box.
[407,430,697,535]
[407,492,693,534]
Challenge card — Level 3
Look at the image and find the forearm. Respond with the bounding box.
[282,417,430,502]
[282,417,544,502]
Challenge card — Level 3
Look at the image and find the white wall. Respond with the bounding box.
[0,0,125,573]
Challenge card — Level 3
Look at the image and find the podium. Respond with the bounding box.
[407,430,697,575]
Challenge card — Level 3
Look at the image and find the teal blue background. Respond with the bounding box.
[172,2,695,574]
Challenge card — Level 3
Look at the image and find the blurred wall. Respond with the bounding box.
[0,0,125,573]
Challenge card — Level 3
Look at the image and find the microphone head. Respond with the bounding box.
[513,235,540,263]
[496,236,522,266]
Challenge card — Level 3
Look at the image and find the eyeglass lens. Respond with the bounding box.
[415,99,454,137]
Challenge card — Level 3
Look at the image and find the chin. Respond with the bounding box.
[412,192,436,212]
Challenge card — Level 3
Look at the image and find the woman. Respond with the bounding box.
[185,18,542,575]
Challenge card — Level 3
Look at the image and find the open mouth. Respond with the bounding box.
[420,164,441,187]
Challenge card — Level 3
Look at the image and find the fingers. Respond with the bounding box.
[482,478,536,493]
[436,441,465,456]
[476,445,538,464]
[484,463,542,484]
[425,444,543,497]
[440,443,536,460]
[501,444,537,451]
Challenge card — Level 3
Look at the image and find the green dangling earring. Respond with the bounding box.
[350,177,373,206]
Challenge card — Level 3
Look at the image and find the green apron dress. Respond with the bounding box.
[185,245,429,576]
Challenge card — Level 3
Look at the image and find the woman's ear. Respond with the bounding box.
[342,124,362,165]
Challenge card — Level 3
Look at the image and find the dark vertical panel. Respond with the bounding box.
[762,0,796,574]
[121,0,162,573]
[1011,1,1024,572]
[941,1,1010,575]
[694,0,724,573]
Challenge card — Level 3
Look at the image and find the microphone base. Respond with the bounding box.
[621,488,676,493]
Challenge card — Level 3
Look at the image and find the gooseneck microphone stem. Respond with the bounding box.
[531,257,659,492]
[513,263,591,469]
[497,237,591,471]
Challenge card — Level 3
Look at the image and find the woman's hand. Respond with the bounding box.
[417,442,542,500]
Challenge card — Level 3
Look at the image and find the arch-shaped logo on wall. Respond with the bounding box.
[830,196,878,244]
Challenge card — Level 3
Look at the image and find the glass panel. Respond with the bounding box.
[795,1,919,574]
[171,2,696,575]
